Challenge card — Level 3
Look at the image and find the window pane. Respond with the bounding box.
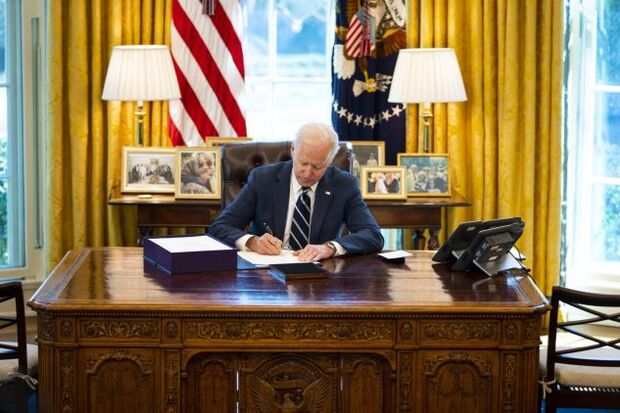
[0,0,24,270]
[596,1,620,85]
[0,57,6,266]
[0,87,6,176]
[275,1,326,77]
[245,0,269,77]
[590,183,620,262]
[245,81,272,139]
[593,92,620,178]
[0,1,5,84]
[0,177,6,265]
[272,82,331,139]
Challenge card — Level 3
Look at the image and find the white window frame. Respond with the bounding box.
[565,0,620,294]
[0,0,45,283]
[243,0,335,141]
[1,0,25,268]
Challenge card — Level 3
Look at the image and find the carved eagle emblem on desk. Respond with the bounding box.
[252,375,330,413]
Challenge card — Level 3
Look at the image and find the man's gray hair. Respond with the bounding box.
[294,122,340,163]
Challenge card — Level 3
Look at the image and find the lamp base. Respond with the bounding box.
[135,101,145,146]
[421,105,433,153]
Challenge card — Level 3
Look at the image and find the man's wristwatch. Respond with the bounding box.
[324,241,337,257]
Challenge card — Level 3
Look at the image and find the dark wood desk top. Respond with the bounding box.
[30,248,547,316]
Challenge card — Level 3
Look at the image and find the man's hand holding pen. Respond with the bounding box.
[246,223,282,255]
[246,222,336,261]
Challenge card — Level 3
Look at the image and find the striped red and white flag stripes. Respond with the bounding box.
[169,0,247,147]
[344,7,371,58]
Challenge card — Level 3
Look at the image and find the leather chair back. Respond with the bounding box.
[220,141,352,208]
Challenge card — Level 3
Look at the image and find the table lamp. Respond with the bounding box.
[388,48,467,153]
[102,45,181,146]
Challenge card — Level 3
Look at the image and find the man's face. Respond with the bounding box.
[291,140,331,187]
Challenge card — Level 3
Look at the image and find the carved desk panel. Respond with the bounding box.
[29,247,548,413]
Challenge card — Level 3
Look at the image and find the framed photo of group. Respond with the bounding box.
[398,153,450,197]
[350,141,385,180]
[121,147,176,193]
[175,148,221,199]
[360,165,407,200]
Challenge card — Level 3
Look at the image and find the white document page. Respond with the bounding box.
[378,250,412,260]
[150,235,233,253]
[238,249,306,265]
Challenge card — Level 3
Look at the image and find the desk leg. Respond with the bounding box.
[137,227,154,246]
[428,227,440,250]
[412,229,427,250]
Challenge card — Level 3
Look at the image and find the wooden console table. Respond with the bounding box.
[108,192,470,249]
[29,247,548,413]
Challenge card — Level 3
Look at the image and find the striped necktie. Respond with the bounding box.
[289,187,311,250]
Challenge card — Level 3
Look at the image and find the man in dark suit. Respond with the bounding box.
[208,122,384,261]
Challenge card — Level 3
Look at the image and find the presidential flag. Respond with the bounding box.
[332,0,406,164]
[169,0,247,147]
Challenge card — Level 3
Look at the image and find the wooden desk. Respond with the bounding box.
[29,247,548,413]
[108,193,470,249]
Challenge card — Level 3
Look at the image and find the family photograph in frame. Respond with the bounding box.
[121,147,176,193]
[360,166,407,200]
[175,148,221,199]
[398,153,450,197]
[350,141,385,180]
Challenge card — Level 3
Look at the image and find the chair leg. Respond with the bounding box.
[16,381,31,413]
[545,395,557,413]
[537,381,544,413]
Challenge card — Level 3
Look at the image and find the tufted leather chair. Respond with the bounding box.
[220,141,352,208]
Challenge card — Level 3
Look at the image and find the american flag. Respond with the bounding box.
[344,6,372,58]
[169,0,247,147]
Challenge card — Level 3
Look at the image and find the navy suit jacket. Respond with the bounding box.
[208,160,384,255]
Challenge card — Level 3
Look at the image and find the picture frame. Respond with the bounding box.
[350,141,385,180]
[360,166,407,200]
[121,147,176,193]
[175,147,222,199]
[204,137,253,147]
[397,153,450,197]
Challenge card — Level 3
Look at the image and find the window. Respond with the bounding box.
[0,0,44,279]
[0,0,25,269]
[565,0,620,293]
[243,0,335,141]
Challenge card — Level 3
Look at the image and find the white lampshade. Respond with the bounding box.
[388,48,467,104]
[102,45,181,102]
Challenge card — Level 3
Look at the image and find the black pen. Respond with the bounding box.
[262,222,274,236]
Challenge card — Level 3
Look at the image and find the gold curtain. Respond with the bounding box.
[46,0,172,272]
[406,0,563,295]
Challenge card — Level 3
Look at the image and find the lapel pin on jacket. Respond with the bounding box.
[325,190,331,195]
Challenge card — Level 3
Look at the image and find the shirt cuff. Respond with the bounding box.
[235,234,255,251]
[331,241,346,257]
